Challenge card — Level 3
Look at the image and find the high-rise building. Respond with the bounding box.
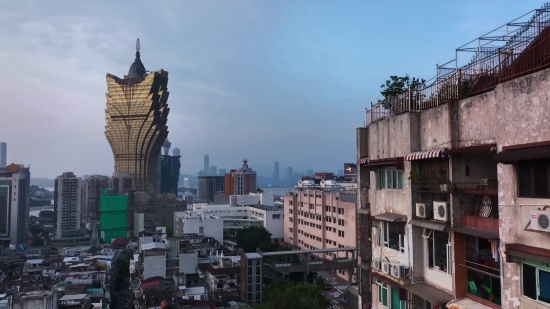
[306,169,313,177]
[198,176,224,202]
[110,171,132,194]
[0,163,30,248]
[224,169,236,195]
[218,168,227,176]
[183,178,190,188]
[209,165,217,176]
[54,172,82,237]
[232,159,257,195]
[204,155,209,174]
[104,39,170,193]
[0,143,6,168]
[173,148,181,156]
[286,167,293,187]
[99,189,128,243]
[160,153,181,194]
[273,162,279,185]
[82,175,109,224]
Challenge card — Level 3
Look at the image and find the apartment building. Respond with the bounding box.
[284,178,357,281]
[357,4,550,309]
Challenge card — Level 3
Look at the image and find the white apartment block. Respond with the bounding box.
[54,172,82,237]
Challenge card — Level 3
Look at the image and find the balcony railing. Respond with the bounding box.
[411,180,452,193]
[453,181,499,231]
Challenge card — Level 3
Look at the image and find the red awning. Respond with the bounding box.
[405,149,446,161]
[357,157,369,165]
[493,145,550,164]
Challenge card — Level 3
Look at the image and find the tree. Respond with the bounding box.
[160,223,174,237]
[39,210,54,218]
[29,225,44,236]
[31,236,44,247]
[379,75,426,109]
[115,249,134,279]
[255,281,329,309]
[235,226,275,253]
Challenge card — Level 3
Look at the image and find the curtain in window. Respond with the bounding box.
[539,269,550,303]
[391,287,401,309]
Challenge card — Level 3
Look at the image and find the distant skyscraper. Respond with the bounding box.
[209,166,218,176]
[286,167,293,187]
[232,159,257,195]
[306,169,314,177]
[163,140,172,156]
[104,38,169,193]
[204,155,210,174]
[183,178,190,188]
[0,163,30,247]
[173,148,181,156]
[160,153,181,194]
[0,142,6,168]
[218,168,227,176]
[273,162,279,185]
[198,176,224,202]
[54,172,82,237]
[82,175,109,224]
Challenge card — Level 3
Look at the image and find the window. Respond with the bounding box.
[376,169,403,189]
[272,214,281,219]
[338,230,345,237]
[289,227,293,233]
[338,208,344,215]
[523,259,550,304]
[199,227,204,235]
[382,221,405,253]
[423,229,451,274]
[518,160,550,198]
[376,280,406,309]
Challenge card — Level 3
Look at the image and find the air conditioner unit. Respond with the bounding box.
[415,203,427,219]
[531,210,550,232]
[391,264,408,279]
[381,261,391,274]
[372,260,381,271]
[433,201,449,222]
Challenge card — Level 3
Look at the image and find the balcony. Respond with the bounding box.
[452,180,498,233]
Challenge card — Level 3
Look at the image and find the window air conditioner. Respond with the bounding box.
[415,203,427,219]
[391,264,408,279]
[433,201,449,222]
[381,261,391,274]
[372,260,381,271]
[531,210,550,232]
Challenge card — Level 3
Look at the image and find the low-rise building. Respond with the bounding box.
[12,290,58,309]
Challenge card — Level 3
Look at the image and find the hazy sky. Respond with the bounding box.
[0,0,543,178]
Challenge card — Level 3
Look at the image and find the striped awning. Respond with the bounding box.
[356,157,369,165]
[405,149,446,161]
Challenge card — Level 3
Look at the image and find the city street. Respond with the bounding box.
[316,271,349,309]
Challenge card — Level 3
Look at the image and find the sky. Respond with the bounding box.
[0,0,545,178]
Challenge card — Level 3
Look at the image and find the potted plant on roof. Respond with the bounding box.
[437,169,451,192]
[408,170,424,182]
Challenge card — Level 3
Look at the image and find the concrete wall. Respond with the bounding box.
[143,252,166,280]
[179,251,198,274]
[183,217,224,243]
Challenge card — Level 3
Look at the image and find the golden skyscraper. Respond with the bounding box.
[105,39,170,193]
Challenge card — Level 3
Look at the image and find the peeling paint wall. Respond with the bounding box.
[420,104,451,150]
[454,68,550,308]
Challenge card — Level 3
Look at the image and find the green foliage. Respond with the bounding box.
[39,210,54,218]
[235,226,276,253]
[254,281,329,309]
[29,225,44,236]
[379,75,426,109]
[160,223,174,237]
[31,236,44,247]
[116,249,133,278]
[408,170,424,181]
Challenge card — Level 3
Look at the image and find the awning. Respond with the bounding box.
[493,145,550,164]
[408,218,448,231]
[444,144,496,155]
[365,157,405,170]
[405,149,446,161]
[447,298,492,309]
[505,243,550,264]
[374,213,407,223]
[450,226,499,239]
[357,157,369,165]
[403,282,452,306]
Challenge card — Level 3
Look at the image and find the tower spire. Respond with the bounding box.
[135,38,141,60]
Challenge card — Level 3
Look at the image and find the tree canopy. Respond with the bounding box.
[39,210,54,218]
[31,236,44,247]
[379,75,426,109]
[235,226,276,253]
[29,225,44,236]
[254,281,329,309]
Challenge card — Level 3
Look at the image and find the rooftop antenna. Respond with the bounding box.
[136,38,140,54]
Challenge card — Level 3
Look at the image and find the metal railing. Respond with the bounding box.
[365,3,550,127]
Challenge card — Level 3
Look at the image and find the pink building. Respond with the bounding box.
[284,185,357,282]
